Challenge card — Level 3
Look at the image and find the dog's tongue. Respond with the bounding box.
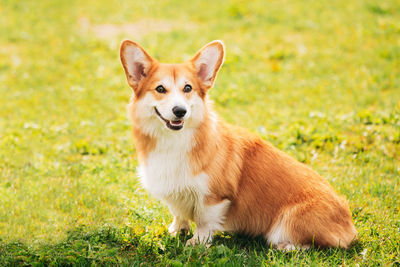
[170,120,182,125]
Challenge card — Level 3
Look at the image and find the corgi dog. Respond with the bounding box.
[119,40,357,250]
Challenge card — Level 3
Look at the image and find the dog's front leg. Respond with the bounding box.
[166,204,190,235]
[186,199,231,246]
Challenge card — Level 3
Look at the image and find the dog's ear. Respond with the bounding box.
[191,40,225,89]
[120,40,154,91]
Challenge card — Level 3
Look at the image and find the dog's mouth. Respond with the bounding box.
[154,107,184,131]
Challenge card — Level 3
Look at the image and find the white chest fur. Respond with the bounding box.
[137,129,209,220]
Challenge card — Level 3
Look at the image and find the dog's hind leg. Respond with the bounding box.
[267,199,357,249]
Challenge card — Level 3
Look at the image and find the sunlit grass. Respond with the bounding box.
[0,0,399,265]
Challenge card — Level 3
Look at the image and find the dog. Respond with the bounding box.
[119,40,357,250]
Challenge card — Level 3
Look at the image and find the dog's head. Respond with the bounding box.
[120,40,224,135]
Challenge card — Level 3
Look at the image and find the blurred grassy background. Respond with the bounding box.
[0,0,399,265]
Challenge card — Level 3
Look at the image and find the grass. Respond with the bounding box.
[0,0,399,265]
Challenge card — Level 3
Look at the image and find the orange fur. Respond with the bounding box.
[120,40,357,249]
[191,118,357,248]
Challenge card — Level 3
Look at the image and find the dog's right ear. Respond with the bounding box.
[120,40,154,91]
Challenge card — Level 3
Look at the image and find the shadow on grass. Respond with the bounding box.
[212,232,364,265]
[0,225,364,266]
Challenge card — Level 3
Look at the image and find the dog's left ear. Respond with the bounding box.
[191,40,225,89]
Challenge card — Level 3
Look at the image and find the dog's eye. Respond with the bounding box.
[183,84,192,93]
[155,85,167,94]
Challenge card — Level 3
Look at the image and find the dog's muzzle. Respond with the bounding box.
[154,107,184,130]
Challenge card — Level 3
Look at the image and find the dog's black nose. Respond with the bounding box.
[172,106,187,118]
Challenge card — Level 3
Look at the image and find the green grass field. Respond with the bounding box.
[1,0,399,265]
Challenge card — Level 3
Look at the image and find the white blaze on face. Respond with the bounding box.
[156,76,191,121]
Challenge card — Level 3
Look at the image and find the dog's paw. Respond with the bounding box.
[186,237,211,247]
[186,237,199,246]
[168,223,181,235]
[168,219,189,236]
[168,224,179,235]
[276,242,296,251]
[168,225,189,236]
[185,234,212,246]
[275,242,310,251]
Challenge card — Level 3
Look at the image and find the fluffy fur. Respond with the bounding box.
[120,40,357,249]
